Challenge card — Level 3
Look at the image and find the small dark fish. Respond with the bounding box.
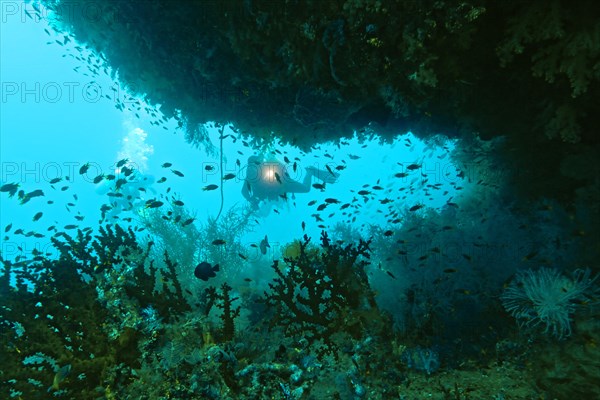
[115,178,127,190]
[49,177,62,184]
[194,262,219,281]
[312,183,325,190]
[386,271,396,279]
[301,221,306,231]
[406,164,421,170]
[212,239,226,245]
[522,251,538,261]
[223,173,236,180]
[121,166,133,177]
[348,154,360,160]
[203,184,219,191]
[324,198,340,204]
[4,223,12,233]
[409,204,423,212]
[79,163,90,175]
[238,253,248,260]
[260,235,270,255]
[443,268,457,273]
[204,165,215,171]
[317,203,328,211]
[64,224,78,230]
[274,172,282,183]
[20,189,45,204]
[116,158,128,168]
[357,190,371,196]
[173,200,184,206]
[32,212,43,221]
[145,199,164,208]
[182,218,195,226]
[171,169,184,177]
[51,364,72,391]
[308,200,317,206]
[0,182,19,197]
[394,172,408,178]
[157,177,167,183]
[93,174,104,184]
[384,230,393,236]
[162,162,172,168]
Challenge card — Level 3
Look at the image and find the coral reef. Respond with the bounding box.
[3,3,599,397]
[0,223,191,398]
[263,231,391,357]
[204,283,241,342]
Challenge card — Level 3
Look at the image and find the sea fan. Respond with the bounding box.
[501,268,598,339]
[160,341,186,369]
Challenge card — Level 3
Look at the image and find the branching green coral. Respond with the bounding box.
[263,232,384,357]
[205,283,241,342]
[0,223,193,398]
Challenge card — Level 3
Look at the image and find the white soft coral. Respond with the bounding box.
[501,268,598,339]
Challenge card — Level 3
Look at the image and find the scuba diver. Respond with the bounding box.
[241,154,339,212]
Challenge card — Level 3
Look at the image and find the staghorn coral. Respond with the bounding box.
[263,231,388,357]
[0,223,192,398]
[1,228,134,398]
[204,283,241,342]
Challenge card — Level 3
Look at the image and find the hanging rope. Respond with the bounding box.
[215,127,224,221]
